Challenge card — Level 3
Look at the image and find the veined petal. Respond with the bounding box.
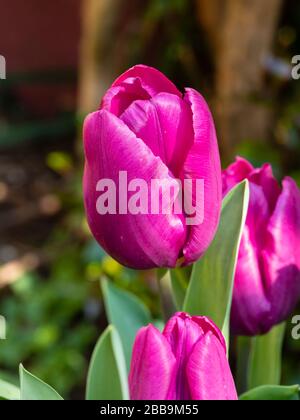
[129,325,176,400]
[249,163,281,214]
[186,332,238,400]
[222,157,254,196]
[231,226,271,335]
[120,93,194,177]
[231,182,271,335]
[262,177,300,325]
[191,315,227,352]
[101,77,151,117]
[111,64,182,99]
[163,313,203,400]
[182,88,222,264]
[83,110,187,269]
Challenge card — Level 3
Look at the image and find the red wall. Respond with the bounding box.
[0,0,81,115]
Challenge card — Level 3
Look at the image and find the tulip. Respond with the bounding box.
[129,312,238,400]
[223,157,300,336]
[83,65,222,269]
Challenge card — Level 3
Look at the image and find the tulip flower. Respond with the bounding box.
[83,65,222,269]
[129,312,238,400]
[223,157,300,336]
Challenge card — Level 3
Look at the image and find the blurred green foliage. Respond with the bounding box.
[0,168,159,398]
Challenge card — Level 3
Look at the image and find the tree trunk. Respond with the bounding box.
[78,0,124,115]
[197,0,283,160]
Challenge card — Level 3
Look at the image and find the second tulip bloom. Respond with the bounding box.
[129,312,238,400]
[223,158,300,336]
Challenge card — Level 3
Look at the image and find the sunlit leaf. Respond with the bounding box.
[86,326,129,400]
[0,379,20,400]
[183,180,249,347]
[102,280,151,371]
[240,385,300,401]
[20,365,63,400]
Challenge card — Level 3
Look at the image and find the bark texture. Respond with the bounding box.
[197,0,283,159]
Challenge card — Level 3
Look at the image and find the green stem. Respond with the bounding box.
[248,323,286,390]
[236,336,251,395]
[157,269,176,322]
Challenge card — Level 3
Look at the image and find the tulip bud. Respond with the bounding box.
[223,157,300,336]
[83,65,222,269]
[129,312,238,400]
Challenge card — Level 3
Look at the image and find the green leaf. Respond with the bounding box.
[101,279,151,371]
[19,365,63,400]
[170,268,188,310]
[86,325,129,401]
[248,323,286,389]
[240,385,300,401]
[183,180,249,345]
[0,379,20,400]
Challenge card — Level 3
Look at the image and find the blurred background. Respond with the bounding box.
[0,0,299,399]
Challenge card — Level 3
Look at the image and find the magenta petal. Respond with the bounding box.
[231,226,272,335]
[129,325,176,400]
[186,332,238,401]
[231,182,272,335]
[222,157,254,196]
[111,64,182,99]
[249,164,281,214]
[163,314,203,358]
[262,177,300,324]
[120,93,194,177]
[163,314,203,400]
[182,88,222,264]
[101,77,151,117]
[83,110,187,269]
[191,316,227,352]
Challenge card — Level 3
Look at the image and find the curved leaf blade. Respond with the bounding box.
[19,365,63,401]
[101,279,151,371]
[86,325,129,401]
[240,385,300,401]
[183,180,249,345]
[0,379,20,400]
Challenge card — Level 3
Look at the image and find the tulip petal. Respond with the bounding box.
[163,313,203,399]
[222,157,254,196]
[120,93,194,177]
[231,182,272,335]
[249,164,281,214]
[182,88,222,264]
[129,325,176,400]
[186,332,238,400]
[191,316,227,352]
[83,110,187,269]
[101,77,151,117]
[111,64,182,99]
[262,177,300,325]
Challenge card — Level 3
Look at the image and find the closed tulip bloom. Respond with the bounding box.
[129,312,238,400]
[223,157,300,336]
[83,65,222,269]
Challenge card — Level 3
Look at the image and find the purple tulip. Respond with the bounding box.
[223,157,300,336]
[83,65,222,269]
[129,312,238,400]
